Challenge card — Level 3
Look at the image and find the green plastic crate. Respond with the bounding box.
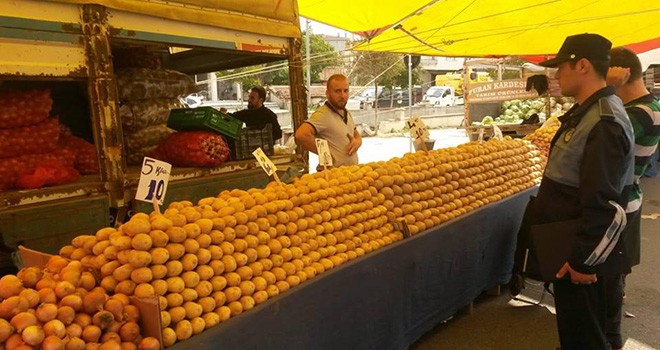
[167,107,243,139]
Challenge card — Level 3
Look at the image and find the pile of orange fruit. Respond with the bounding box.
[4,137,543,348]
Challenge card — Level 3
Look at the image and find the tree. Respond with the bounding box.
[215,33,340,89]
[260,32,341,85]
[391,65,422,88]
[304,32,341,83]
[216,67,262,91]
[351,51,420,88]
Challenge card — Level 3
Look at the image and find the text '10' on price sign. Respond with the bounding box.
[253,147,282,186]
[136,157,171,214]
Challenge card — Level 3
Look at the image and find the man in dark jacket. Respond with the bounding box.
[536,33,635,350]
[223,86,282,142]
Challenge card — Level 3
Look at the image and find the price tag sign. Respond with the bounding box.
[478,128,485,143]
[136,157,171,205]
[253,147,278,176]
[492,124,504,140]
[315,138,333,166]
[406,116,430,141]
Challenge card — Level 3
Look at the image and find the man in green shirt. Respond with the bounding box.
[605,46,660,350]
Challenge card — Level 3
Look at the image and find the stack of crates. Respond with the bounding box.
[228,124,274,160]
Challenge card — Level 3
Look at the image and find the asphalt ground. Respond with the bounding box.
[411,177,660,350]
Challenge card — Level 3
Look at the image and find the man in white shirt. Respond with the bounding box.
[295,74,362,168]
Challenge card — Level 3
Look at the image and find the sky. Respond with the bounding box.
[299,17,359,39]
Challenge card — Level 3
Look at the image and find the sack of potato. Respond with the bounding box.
[120,99,184,131]
[116,69,198,101]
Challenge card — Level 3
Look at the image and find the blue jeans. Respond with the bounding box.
[644,148,659,177]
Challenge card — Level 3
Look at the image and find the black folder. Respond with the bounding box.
[530,219,581,281]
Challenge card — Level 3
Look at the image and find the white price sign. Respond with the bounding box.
[478,128,485,143]
[406,116,430,140]
[492,124,504,140]
[136,157,171,204]
[315,138,333,166]
[253,147,278,176]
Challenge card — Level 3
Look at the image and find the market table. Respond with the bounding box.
[169,187,537,350]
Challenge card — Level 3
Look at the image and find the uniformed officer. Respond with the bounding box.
[534,33,635,349]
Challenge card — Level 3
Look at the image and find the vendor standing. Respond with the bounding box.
[295,74,362,169]
[222,86,282,142]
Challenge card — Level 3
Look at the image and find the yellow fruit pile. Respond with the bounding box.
[524,120,561,162]
[43,137,541,348]
[0,256,160,350]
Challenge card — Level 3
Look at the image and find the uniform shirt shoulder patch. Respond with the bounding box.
[563,128,575,143]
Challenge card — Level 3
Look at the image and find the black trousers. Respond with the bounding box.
[604,274,625,349]
[554,278,610,350]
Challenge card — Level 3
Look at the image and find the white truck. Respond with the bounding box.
[418,86,464,106]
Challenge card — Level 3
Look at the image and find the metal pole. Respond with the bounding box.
[374,80,378,132]
[408,54,413,152]
[305,19,312,106]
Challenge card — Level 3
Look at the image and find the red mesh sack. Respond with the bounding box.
[0,148,76,191]
[0,117,60,158]
[0,89,52,129]
[150,131,230,167]
[61,135,99,174]
[0,157,24,191]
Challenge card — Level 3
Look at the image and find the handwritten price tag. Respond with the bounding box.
[253,147,278,176]
[478,128,485,143]
[315,138,333,166]
[406,116,430,141]
[136,157,171,205]
[492,124,504,140]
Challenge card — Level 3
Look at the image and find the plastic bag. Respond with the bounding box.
[15,163,80,189]
[150,131,230,167]
[0,148,76,191]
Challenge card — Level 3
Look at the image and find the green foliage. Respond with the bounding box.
[261,63,290,85]
[303,32,341,83]
[261,32,340,85]
[215,32,339,89]
[351,52,420,88]
[216,67,262,92]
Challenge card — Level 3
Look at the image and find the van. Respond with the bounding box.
[419,86,463,106]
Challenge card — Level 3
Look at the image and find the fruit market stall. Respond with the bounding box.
[0,0,306,257]
[1,134,545,350]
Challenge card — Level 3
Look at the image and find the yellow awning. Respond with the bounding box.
[53,0,302,38]
[299,0,660,56]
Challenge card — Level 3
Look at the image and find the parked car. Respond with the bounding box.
[418,86,463,106]
[352,86,422,109]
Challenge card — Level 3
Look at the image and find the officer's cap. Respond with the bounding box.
[539,33,612,68]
